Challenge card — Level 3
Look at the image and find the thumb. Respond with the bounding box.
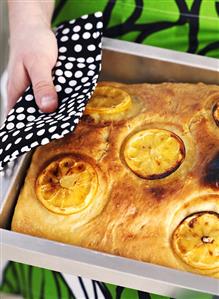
[26,58,58,113]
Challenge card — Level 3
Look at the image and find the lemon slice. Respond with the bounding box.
[36,156,98,215]
[85,86,132,115]
[172,212,219,270]
[213,103,219,126]
[123,129,185,179]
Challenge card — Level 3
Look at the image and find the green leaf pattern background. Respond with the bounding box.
[1,1,219,298]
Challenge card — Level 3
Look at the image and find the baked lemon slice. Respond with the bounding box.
[36,156,98,215]
[172,212,219,270]
[123,129,185,179]
[85,86,132,115]
[213,103,219,126]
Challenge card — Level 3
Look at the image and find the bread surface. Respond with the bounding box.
[12,82,219,278]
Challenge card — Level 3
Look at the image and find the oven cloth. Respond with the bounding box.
[0,12,103,171]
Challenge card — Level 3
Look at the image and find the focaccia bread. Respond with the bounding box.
[12,82,219,278]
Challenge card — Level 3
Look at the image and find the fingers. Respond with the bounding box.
[26,55,58,113]
[7,62,30,112]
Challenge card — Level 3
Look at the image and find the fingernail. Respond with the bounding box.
[41,96,55,108]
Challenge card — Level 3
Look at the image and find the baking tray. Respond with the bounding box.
[1,38,219,298]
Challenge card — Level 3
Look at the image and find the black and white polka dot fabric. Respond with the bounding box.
[0,12,103,171]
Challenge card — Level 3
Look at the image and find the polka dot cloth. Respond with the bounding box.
[0,12,103,171]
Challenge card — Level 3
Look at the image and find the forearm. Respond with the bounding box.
[8,0,55,34]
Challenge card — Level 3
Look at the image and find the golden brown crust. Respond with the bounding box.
[12,82,219,278]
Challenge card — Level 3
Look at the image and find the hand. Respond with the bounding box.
[7,23,58,113]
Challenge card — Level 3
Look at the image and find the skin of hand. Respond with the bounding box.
[7,1,58,113]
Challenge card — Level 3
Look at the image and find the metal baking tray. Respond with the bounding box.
[1,38,219,298]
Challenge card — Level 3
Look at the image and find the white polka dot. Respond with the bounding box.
[37,129,45,136]
[88,70,95,76]
[59,46,67,53]
[16,107,24,113]
[86,57,94,63]
[84,82,91,86]
[61,97,69,103]
[0,131,6,137]
[25,94,34,101]
[74,118,79,124]
[41,138,50,145]
[25,126,33,132]
[82,89,89,93]
[12,131,20,137]
[16,122,25,129]
[71,34,80,41]
[62,116,71,121]
[74,44,82,52]
[27,107,36,113]
[77,63,86,68]
[73,25,81,32]
[4,156,10,163]
[21,146,30,153]
[75,86,82,91]
[96,54,101,61]
[81,77,89,83]
[65,62,73,69]
[17,114,26,121]
[85,23,93,30]
[65,87,73,94]
[61,36,69,42]
[31,141,39,148]
[6,123,14,130]
[69,19,75,24]
[89,64,96,70]
[83,32,91,39]
[74,71,83,78]
[69,80,77,87]
[49,126,57,133]
[94,32,101,39]
[26,133,33,139]
[77,95,84,99]
[51,133,62,139]
[69,97,77,102]
[68,57,76,62]
[64,71,73,78]
[95,12,102,18]
[12,150,19,156]
[62,129,70,135]
[77,58,85,63]
[55,85,62,92]
[58,76,66,84]
[62,28,70,34]
[59,55,66,60]
[55,69,63,76]
[5,143,12,151]
[56,61,62,67]
[15,137,22,144]
[7,115,15,121]
[88,45,96,51]
[97,21,103,29]
[81,14,88,19]
[37,123,44,128]
[27,115,36,122]
[68,102,75,109]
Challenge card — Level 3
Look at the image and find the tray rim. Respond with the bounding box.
[1,37,219,297]
[102,37,219,72]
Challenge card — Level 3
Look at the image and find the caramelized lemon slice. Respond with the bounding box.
[172,212,219,270]
[36,157,98,215]
[123,129,185,179]
[213,103,219,126]
[85,86,132,115]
